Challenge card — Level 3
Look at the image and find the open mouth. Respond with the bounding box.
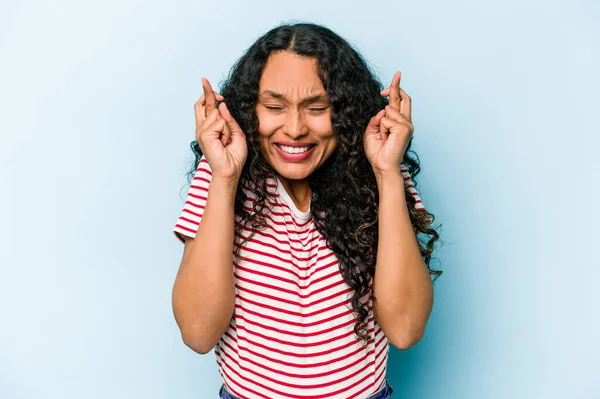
[275,144,315,154]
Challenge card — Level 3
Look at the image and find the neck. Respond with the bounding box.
[278,175,312,212]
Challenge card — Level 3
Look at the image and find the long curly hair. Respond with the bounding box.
[186,22,442,342]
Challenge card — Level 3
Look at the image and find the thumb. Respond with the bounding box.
[365,109,386,137]
[219,103,244,136]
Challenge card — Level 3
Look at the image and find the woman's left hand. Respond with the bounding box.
[363,71,414,174]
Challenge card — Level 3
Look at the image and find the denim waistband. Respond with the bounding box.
[365,380,394,399]
[219,380,393,399]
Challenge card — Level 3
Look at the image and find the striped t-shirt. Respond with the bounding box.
[173,156,425,399]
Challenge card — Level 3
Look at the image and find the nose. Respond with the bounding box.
[283,108,308,139]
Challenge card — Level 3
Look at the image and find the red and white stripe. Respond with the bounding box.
[173,156,425,399]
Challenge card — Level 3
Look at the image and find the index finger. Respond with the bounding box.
[202,78,218,114]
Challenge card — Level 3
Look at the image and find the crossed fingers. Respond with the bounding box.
[377,71,414,146]
[195,78,233,146]
[380,71,412,123]
[195,78,225,124]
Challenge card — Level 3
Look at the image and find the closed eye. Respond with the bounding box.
[264,105,329,112]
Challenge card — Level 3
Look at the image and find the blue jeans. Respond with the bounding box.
[219,380,394,398]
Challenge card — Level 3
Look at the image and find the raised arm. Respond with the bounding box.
[171,78,247,354]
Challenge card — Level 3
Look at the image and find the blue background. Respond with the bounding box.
[1,0,598,398]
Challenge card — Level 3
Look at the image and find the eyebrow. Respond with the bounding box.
[259,90,329,104]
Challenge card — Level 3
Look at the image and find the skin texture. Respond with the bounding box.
[255,51,338,211]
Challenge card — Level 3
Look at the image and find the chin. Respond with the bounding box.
[273,163,314,181]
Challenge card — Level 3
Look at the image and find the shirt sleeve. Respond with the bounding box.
[173,155,213,243]
[400,161,426,211]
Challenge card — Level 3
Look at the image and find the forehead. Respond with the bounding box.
[259,51,324,93]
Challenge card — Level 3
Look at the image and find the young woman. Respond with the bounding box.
[172,22,442,399]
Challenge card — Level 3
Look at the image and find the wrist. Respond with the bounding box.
[374,168,407,199]
[209,175,240,194]
[373,168,403,184]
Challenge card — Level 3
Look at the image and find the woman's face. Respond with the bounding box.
[255,51,337,182]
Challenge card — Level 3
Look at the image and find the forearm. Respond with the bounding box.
[372,170,433,349]
[172,177,238,353]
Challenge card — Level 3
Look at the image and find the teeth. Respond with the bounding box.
[278,145,311,154]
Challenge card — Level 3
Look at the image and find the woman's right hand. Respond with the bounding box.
[194,78,247,181]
